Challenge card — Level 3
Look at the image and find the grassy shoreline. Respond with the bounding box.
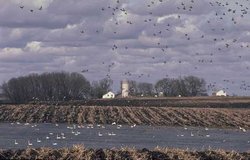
[0,145,249,160]
[0,105,249,128]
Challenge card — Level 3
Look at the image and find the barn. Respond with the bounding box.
[215,90,227,96]
[102,91,115,99]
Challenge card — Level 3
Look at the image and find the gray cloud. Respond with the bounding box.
[0,0,250,95]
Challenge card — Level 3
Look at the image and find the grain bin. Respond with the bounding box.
[121,80,129,98]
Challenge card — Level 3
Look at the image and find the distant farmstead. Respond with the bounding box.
[213,90,227,96]
[102,91,115,99]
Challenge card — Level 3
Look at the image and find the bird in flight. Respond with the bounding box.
[81,69,88,73]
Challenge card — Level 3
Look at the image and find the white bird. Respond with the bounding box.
[52,142,57,146]
[131,124,136,128]
[108,132,116,136]
[112,122,116,125]
[67,126,73,129]
[46,136,50,139]
[239,127,247,132]
[28,140,33,146]
[56,134,61,139]
[117,124,122,129]
[98,132,103,137]
[77,125,84,128]
[49,132,53,135]
[205,127,209,131]
[191,132,194,137]
[37,138,41,143]
[14,140,18,145]
[74,133,79,136]
[206,134,210,137]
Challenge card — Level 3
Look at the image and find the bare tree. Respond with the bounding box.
[137,82,154,96]
[183,76,207,96]
[91,78,113,98]
[155,76,207,97]
[2,72,91,103]
[128,80,138,96]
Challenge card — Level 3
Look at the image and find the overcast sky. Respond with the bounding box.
[0,0,250,95]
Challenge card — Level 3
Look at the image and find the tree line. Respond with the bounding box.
[128,76,207,97]
[1,72,207,103]
[1,72,112,103]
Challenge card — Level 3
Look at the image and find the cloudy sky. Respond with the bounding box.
[0,0,250,95]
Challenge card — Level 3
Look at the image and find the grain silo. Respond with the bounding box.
[121,80,129,98]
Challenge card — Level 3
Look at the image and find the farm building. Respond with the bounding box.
[121,80,129,98]
[102,91,115,99]
[213,90,227,96]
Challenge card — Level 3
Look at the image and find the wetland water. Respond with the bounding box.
[0,123,249,151]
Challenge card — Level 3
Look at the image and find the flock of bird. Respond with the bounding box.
[11,122,123,147]
[8,122,249,148]
[16,0,250,94]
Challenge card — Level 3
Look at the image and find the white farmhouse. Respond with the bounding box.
[215,90,227,96]
[102,91,115,99]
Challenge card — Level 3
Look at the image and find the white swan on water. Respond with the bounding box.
[28,140,32,146]
[191,132,194,137]
[52,142,57,146]
[98,132,103,137]
[56,134,61,139]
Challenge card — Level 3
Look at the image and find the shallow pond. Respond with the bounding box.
[0,123,249,151]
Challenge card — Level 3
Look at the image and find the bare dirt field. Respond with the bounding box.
[0,104,249,128]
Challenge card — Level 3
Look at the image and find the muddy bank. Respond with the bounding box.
[0,105,249,128]
[0,145,249,160]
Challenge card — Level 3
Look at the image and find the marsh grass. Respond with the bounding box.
[0,146,249,160]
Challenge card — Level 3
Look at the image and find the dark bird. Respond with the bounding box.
[81,69,88,73]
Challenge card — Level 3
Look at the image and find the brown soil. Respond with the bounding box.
[31,96,250,108]
[0,145,249,160]
[0,105,249,128]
